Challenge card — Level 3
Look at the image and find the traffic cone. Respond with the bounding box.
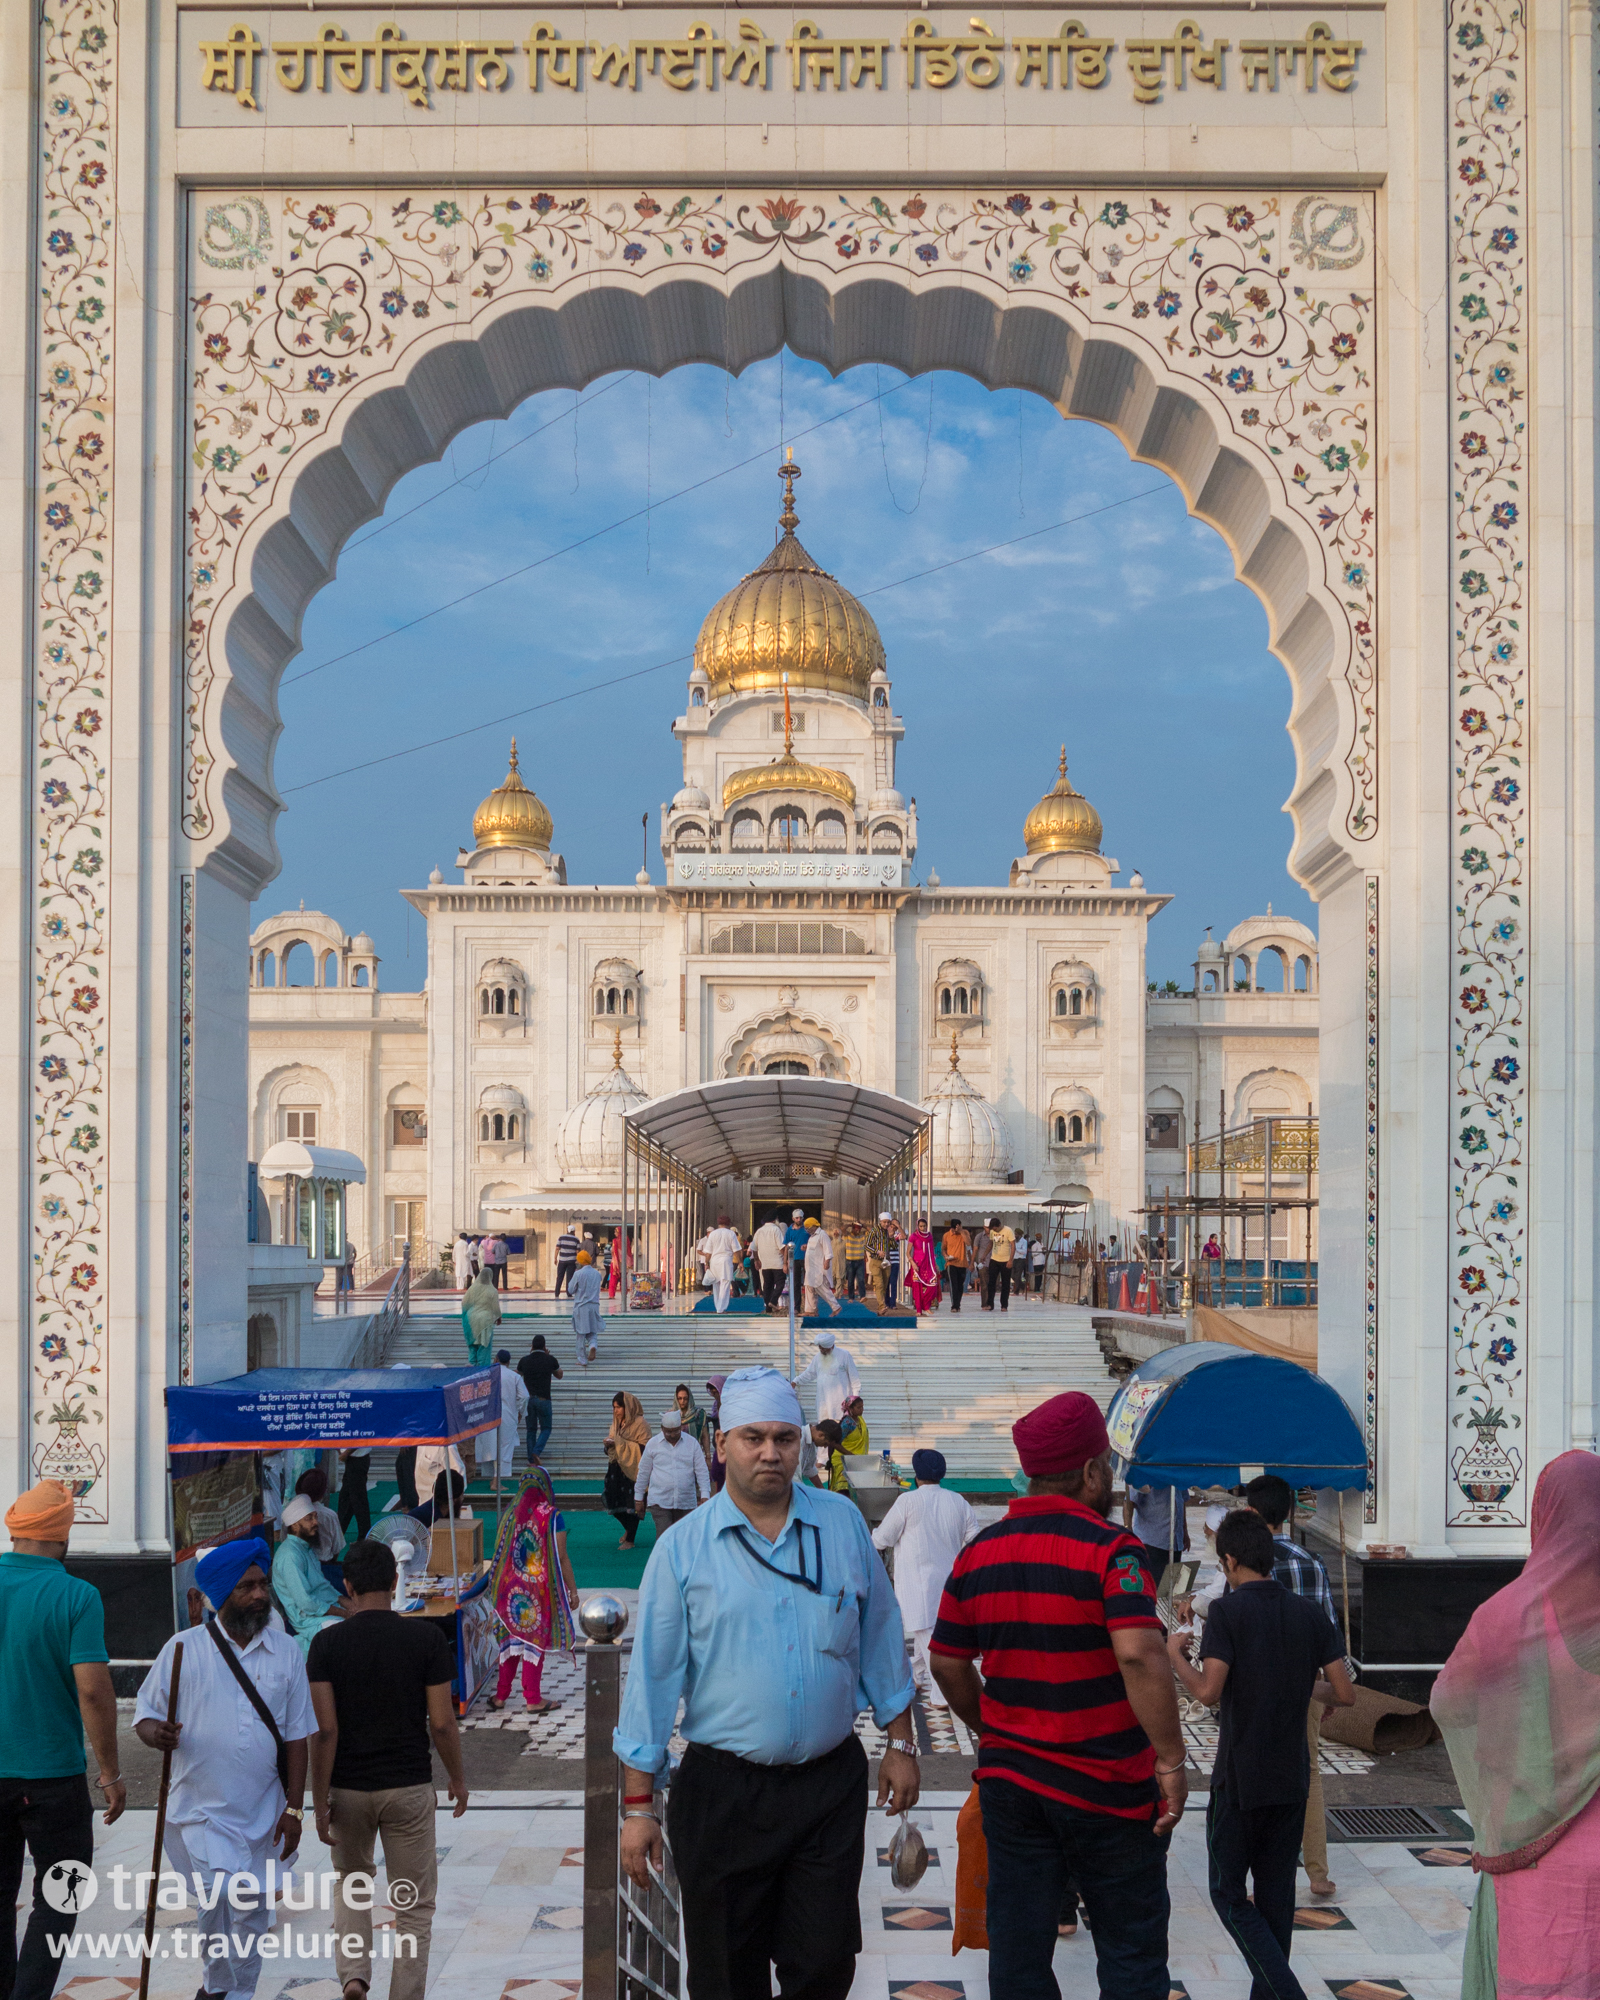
[1116,1268,1133,1312]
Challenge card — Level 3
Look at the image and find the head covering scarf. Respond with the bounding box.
[718,1367,805,1431]
[676,1386,710,1450]
[463,1275,501,1333]
[195,1537,272,1609]
[912,1449,947,1483]
[1013,1391,1110,1478]
[608,1394,650,1478]
[488,1466,576,1655]
[1433,1450,1600,1865]
[4,1480,76,1540]
[281,1493,316,1528]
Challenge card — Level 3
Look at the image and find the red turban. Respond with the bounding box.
[1013,1392,1110,1478]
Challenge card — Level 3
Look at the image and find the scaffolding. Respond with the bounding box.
[1139,1104,1320,1312]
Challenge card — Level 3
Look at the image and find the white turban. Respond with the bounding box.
[281,1493,315,1528]
[718,1367,804,1432]
[814,1329,836,1351]
[660,1410,683,1430]
[879,1212,892,1222]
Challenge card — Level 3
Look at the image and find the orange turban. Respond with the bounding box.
[5,1480,76,1540]
[575,1251,593,1266]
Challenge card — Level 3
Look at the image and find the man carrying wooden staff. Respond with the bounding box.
[135,1541,316,1999]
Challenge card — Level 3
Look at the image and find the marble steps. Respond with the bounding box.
[383,1307,1116,1480]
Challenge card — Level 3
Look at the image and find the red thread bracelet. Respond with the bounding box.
[623,1793,655,1805]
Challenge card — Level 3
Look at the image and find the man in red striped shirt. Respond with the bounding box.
[931,1391,1187,2000]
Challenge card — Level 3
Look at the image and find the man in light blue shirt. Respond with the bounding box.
[616,1366,918,1999]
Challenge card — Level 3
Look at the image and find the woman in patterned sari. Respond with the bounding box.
[485,1464,578,1715]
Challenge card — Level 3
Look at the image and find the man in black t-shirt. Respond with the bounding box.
[1168,1509,1353,2000]
[308,1539,469,2000]
[518,1334,562,1459]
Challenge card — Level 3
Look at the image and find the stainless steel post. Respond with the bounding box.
[582,1638,622,1999]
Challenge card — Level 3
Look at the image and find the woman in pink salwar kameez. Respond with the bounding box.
[1433,1449,1600,2000]
[906,1219,940,1313]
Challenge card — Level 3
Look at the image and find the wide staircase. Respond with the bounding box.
[385,1301,1117,1483]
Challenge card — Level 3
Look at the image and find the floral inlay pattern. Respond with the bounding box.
[1447,0,1527,1525]
[184,185,1377,850]
[31,0,116,1515]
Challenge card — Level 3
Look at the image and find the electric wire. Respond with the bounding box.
[282,370,926,689]
[280,480,1172,796]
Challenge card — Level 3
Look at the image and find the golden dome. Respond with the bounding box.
[694,452,886,699]
[723,750,856,812]
[472,739,553,852]
[1024,748,1103,855]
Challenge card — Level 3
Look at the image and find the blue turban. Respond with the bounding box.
[912,1449,947,1484]
[195,1537,272,1609]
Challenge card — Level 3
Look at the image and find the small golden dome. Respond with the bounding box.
[472,739,553,852]
[723,750,856,812]
[694,452,886,699]
[1024,748,1103,855]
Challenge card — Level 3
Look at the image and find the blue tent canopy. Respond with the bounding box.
[1107,1343,1368,1491]
[166,1366,500,1453]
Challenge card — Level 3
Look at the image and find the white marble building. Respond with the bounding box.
[247,463,1317,1280]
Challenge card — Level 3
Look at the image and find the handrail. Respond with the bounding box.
[346,1245,411,1368]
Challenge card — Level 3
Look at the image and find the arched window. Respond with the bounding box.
[1234,955,1252,991]
[873,687,887,708]
[1295,955,1311,992]
[493,988,506,1015]
[676,822,706,851]
[814,810,847,851]
[1053,1115,1067,1143]
[1070,988,1083,1016]
[508,988,519,1015]
[870,825,902,853]
[764,1059,810,1076]
[322,952,339,987]
[1203,969,1219,993]
[491,1112,505,1141]
[480,988,490,1015]
[1069,1114,1084,1143]
[772,807,808,850]
[955,988,968,1015]
[731,810,764,850]
[1053,989,1066,1017]
[282,940,314,987]
[506,1114,518,1140]
[622,989,633,1015]
[968,987,980,1013]
[940,989,952,1016]
[691,687,705,706]
[594,988,605,1014]
[479,1114,490,1140]
[605,988,617,1015]
[1255,948,1286,992]
[258,950,276,987]
[353,965,369,988]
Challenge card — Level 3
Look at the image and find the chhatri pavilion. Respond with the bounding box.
[246,458,1319,1281]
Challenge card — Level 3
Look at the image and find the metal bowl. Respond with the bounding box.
[579,1592,630,1643]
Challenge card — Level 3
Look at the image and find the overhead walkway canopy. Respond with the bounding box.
[621,1077,933,1300]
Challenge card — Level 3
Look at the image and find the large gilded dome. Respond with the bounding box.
[694,453,886,699]
[473,739,553,853]
[1024,748,1103,856]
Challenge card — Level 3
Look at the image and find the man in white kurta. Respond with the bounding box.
[802,1221,841,1317]
[699,1215,743,1314]
[134,1541,316,1995]
[477,1350,530,1477]
[871,1450,979,1707]
[793,1328,860,1422]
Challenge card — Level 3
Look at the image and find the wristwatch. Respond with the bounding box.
[884,1737,919,1759]
[283,1807,304,1820]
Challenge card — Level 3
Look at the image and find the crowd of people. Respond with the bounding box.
[3,1371,1596,2000]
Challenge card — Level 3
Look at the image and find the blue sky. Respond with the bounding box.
[267,351,1315,989]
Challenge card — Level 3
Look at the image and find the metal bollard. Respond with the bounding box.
[581,1597,628,2000]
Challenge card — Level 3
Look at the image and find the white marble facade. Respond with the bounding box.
[247,487,1318,1279]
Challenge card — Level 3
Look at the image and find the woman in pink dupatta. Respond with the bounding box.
[1432,1450,1600,2000]
[907,1218,940,1314]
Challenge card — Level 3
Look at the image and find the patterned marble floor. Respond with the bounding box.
[53,1791,1466,2000]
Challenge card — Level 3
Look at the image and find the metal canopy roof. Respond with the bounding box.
[626,1077,930,1183]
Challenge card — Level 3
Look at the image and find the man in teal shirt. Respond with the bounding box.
[0,1480,123,1999]
[273,1494,349,1657]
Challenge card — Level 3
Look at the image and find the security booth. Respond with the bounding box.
[255,1140,367,1268]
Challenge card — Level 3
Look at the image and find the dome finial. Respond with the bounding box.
[508,736,520,773]
[1058,745,1068,780]
[612,1025,623,1070]
[779,447,801,535]
[949,1028,962,1071]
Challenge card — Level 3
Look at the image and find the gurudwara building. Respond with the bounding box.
[247,459,1318,1283]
